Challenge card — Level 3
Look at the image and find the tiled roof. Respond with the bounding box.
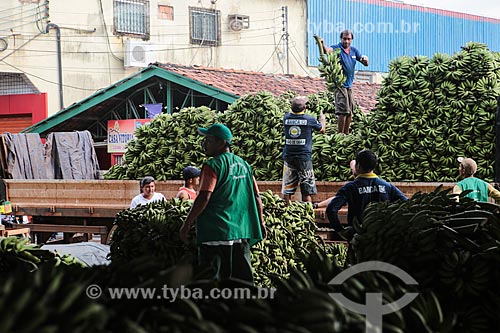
[156,62,380,113]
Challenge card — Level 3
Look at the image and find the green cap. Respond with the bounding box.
[198,123,232,144]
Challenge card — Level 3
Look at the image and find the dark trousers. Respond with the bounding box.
[198,240,254,284]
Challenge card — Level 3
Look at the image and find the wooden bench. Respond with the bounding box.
[11,224,108,244]
[0,226,30,238]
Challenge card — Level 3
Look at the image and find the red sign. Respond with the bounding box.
[107,119,150,153]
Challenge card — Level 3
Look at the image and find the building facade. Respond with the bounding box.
[0,0,311,117]
[308,0,500,72]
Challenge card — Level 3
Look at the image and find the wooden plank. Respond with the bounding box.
[12,224,108,244]
[11,205,123,218]
[1,227,30,237]
[2,179,456,219]
[18,224,106,233]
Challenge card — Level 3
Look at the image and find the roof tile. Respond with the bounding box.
[157,63,380,113]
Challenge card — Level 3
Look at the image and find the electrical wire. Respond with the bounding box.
[35,2,50,34]
[0,21,43,33]
[273,33,285,73]
[288,37,318,77]
[0,3,27,14]
[98,0,123,62]
[0,32,43,62]
[257,34,284,72]
[0,9,47,24]
[12,26,277,40]
[0,5,40,21]
[289,46,316,77]
[0,59,98,91]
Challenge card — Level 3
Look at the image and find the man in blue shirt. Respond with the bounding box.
[282,96,326,205]
[321,30,369,134]
[326,149,407,233]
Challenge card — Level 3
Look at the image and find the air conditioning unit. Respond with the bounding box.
[124,40,153,68]
[228,14,250,32]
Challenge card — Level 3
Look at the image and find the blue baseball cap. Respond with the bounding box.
[182,166,201,180]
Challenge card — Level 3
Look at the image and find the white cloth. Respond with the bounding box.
[130,192,165,209]
[42,243,111,266]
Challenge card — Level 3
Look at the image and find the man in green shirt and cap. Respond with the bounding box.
[180,123,266,283]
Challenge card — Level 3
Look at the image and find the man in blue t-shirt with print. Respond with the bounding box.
[326,149,407,233]
[282,96,326,205]
[320,30,369,134]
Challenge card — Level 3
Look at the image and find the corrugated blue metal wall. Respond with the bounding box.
[308,0,500,72]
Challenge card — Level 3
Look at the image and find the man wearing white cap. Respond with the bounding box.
[282,96,325,205]
[453,157,500,202]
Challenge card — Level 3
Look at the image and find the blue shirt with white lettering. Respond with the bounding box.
[326,173,407,231]
[282,112,322,160]
[331,43,363,88]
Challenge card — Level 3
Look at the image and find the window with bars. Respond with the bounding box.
[189,7,220,46]
[114,0,150,39]
[0,73,39,95]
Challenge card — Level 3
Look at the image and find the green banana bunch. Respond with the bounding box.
[252,190,343,287]
[317,49,347,91]
[0,236,83,272]
[109,198,196,266]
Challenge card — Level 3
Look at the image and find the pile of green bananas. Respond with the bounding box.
[0,233,474,332]
[253,190,345,286]
[218,92,288,180]
[273,252,430,333]
[104,91,337,181]
[105,42,500,183]
[103,90,350,181]
[350,187,500,332]
[109,197,196,266]
[109,193,345,287]
[0,236,83,272]
[0,264,109,333]
[314,35,347,90]
[105,106,215,181]
[4,189,500,331]
[364,42,500,182]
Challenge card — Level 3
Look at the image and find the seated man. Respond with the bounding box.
[130,176,165,209]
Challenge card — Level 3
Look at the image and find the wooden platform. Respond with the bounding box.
[0,226,30,238]
[0,179,456,244]
[10,223,108,244]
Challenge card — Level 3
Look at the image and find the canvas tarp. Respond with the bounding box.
[42,242,111,266]
[45,131,100,180]
[0,130,100,179]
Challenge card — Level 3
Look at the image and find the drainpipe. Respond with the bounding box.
[46,23,64,110]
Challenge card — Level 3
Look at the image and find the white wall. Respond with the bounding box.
[0,0,315,116]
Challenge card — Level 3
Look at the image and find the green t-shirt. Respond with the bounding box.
[457,177,489,202]
[196,152,263,246]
